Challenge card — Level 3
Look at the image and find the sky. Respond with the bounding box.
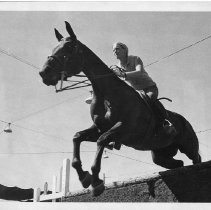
[0,1,211,199]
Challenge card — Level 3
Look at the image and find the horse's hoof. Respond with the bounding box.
[91,180,105,197]
[80,171,92,188]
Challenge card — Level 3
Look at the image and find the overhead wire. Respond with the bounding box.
[198,140,211,151]
[196,128,211,134]
[1,120,211,160]
[1,118,211,165]
[11,91,88,123]
[13,124,70,142]
[0,150,96,156]
[0,47,40,71]
[104,168,162,180]
[106,151,155,166]
[144,34,211,68]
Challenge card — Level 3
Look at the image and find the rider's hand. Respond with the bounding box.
[110,65,126,79]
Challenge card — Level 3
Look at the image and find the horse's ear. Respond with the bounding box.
[65,21,77,40]
[54,28,63,42]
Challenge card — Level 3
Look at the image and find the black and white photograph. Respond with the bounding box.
[0,1,211,209]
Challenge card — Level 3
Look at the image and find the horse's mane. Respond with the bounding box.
[80,41,141,98]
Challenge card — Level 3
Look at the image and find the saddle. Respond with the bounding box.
[138,90,175,137]
[139,90,172,117]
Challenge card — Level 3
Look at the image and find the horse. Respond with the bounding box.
[39,21,201,196]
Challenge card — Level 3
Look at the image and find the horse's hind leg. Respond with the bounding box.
[151,144,184,169]
[179,136,202,165]
[72,124,101,188]
[177,119,202,165]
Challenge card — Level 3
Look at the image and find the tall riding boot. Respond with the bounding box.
[150,99,177,137]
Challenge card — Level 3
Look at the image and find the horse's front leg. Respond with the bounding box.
[72,124,101,188]
[91,121,127,196]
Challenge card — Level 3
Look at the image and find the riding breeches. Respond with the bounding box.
[139,85,159,101]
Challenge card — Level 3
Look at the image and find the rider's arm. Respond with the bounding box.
[125,57,143,80]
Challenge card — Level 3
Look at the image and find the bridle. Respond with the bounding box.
[46,42,120,93]
[47,49,91,93]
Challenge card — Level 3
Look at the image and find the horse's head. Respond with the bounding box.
[39,21,84,86]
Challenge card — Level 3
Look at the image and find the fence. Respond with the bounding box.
[64,160,211,202]
[33,158,211,202]
[33,158,70,202]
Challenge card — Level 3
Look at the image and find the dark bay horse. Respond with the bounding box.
[39,21,201,196]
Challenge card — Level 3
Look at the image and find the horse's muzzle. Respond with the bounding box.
[39,71,58,86]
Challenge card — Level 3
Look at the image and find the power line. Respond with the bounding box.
[2,115,211,152]
[196,128,211,134]
[13,124,70,142]
[145,34,211,68]
[199,141,211,150]
[107,151,154,166]
[0,47,40,71]
[1,122,211,162]
[0,32,210,75]
[0,150,96,156]
[105,168,162,180]
[11,92,88,123]
[2,110,211,143]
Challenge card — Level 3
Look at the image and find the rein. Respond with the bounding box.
[55,74,91,92]
[53,53,117,93]
[50,45,125,93]
[55,71,117,92]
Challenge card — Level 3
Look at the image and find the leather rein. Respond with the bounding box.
[48,52,117,93]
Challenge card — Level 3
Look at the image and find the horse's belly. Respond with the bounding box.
[125,133,177,151]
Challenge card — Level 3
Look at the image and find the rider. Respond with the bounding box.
[109,42,177,150]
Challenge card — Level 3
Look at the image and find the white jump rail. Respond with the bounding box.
[33,158,70,202]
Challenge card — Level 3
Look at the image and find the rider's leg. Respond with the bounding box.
[141,85,177,137]
[151,99,177,135]
[142,85,159,101]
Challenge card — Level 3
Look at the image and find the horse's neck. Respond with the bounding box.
[82,46,115,94]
